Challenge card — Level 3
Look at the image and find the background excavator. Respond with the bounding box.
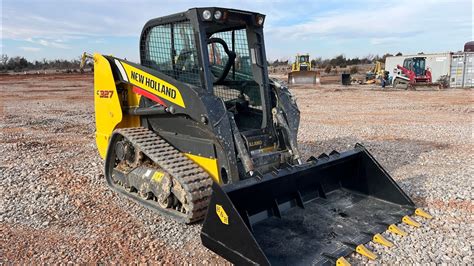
[84,7,432,265]
[365,61,384,84]
[288,54,321,85]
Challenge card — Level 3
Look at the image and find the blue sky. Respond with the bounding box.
[1,0,472,62]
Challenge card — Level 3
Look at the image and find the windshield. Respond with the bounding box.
[207,28,263,129]
[299,56,309,63]
[208,29,253,81]
[208,29,261,106]
[413,58,426,75]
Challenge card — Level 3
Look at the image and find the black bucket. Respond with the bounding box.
[201,144,416,265]
[341,73,351,85]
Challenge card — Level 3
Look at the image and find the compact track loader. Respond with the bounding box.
[88,7,431,265]
[393,57,442,90]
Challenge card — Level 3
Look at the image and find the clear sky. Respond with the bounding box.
[1,0,472,62]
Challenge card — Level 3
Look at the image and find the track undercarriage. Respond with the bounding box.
[104,127,213,223]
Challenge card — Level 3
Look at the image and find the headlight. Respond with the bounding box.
[202,10,212,20]
[256,16,264,26]
[214,10,222,20]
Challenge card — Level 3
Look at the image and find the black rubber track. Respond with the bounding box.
[104,127,213,223]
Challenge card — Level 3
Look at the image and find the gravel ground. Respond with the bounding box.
[1,74,473,264]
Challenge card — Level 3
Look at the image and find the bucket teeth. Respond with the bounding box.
[402,215,421,227]
[355,244,377,260]
[415,208,433,219]
[388,224,408,236]
[336,257,351,266]
[373,233,394,247]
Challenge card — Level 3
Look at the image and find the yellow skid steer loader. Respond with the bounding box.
[85,7,431,265]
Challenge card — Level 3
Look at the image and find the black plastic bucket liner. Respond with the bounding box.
[201,144,416,265]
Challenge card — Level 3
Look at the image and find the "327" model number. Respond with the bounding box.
[96,90,114,98]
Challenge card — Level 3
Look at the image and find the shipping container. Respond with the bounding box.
[450,54,465,88]
[384,56,405,78]
[450,52,474,88]
[463,53,474,88]
[385,53,452,84]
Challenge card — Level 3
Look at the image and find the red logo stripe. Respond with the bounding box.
[132,86,167,107]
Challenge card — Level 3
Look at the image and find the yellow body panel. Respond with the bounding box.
[121,62,186,108]
[93,53,124,158]
[93,54,140,158]
[185,153,220,183]
[93,55,216,182]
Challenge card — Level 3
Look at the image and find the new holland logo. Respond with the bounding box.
[119,61,186,108]
[130,71,177,100]
[216,204,229,225]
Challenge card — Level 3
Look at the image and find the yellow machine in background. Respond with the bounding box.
[288,54,320,85]
[291,54,312,72]
[365,61,384,84]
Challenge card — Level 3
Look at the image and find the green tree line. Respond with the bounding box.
[0,54,93,72]
[269,52,403,68]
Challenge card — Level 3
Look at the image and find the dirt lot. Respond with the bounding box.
[1,74,473,264]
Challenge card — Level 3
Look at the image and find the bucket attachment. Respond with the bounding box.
[201,144,417,265]
[288,71,321,85]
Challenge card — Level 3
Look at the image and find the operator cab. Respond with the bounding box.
[139,8,270,132]
[295,55,310,71]
[403,57,426,76]
[298,55,309,63]
[204,10,266,131]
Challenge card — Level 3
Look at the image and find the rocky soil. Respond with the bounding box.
[291,85,473,264]
[1,74,473,264]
